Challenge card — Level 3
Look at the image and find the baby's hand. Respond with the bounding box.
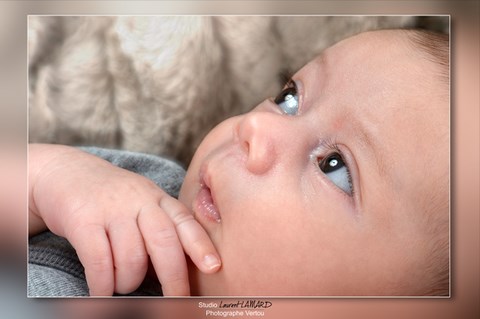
[29,144,221,296]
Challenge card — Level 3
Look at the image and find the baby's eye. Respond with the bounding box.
[274,80,299,115]
[318,153,353,195]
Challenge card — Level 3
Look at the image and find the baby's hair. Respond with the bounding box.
[405,28,450,296]
[421,180,450,296]
[404,29,450,85]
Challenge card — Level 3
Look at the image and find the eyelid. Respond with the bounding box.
[268,77,305,115]
[291,78,304,114]
[312,143,360,205]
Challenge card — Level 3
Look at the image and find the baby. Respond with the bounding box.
[28,28,449,296]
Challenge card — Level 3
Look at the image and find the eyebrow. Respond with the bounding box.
[316,51,388,186]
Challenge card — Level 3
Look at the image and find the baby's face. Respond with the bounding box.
[179,30,449,296]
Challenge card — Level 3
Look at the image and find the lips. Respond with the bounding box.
[194,168,221,223]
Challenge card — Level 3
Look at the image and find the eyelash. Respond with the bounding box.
[279,70,294,88]
[316,138,355,197]
[279,72,297,100]
[274,74,301,115]
[277,74,355,197]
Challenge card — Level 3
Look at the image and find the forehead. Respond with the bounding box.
[308,30,443,133]
[321,31,425,89]
[303,31,436,132]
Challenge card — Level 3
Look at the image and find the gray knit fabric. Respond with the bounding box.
[28,147,186,297]
[28,232,89,296]
[78,147,185,199]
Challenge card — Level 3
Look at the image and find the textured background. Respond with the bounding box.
[0,1,478,319]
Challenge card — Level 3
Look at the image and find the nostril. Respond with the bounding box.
[242,140,250,154]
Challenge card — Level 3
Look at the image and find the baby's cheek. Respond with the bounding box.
[216,208,315,294]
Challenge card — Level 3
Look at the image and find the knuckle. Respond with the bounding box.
[87,255,112,274]
[173,213,195,229]
[118,251,147,270]
[67,222,98,242]
[158,196,192,225]
[162,271,189,296]
[164,271,187,287]
[149,227,179,249]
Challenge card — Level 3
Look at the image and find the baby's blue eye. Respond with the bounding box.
[274,81,299,115]
[319,153,353,195]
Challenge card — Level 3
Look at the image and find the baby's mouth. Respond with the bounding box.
[195,174,221,223]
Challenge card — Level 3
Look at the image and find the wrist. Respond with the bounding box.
[29,208,47,236]
[28,144,79,236]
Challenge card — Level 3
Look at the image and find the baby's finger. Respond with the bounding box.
[108,219,148,294]
[68,224,114,296]
[137,204,190,296]
[159,196,222,274]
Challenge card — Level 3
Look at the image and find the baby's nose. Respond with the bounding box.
[236,112,280,175]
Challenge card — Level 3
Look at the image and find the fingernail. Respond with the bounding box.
[203,254,221,271]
